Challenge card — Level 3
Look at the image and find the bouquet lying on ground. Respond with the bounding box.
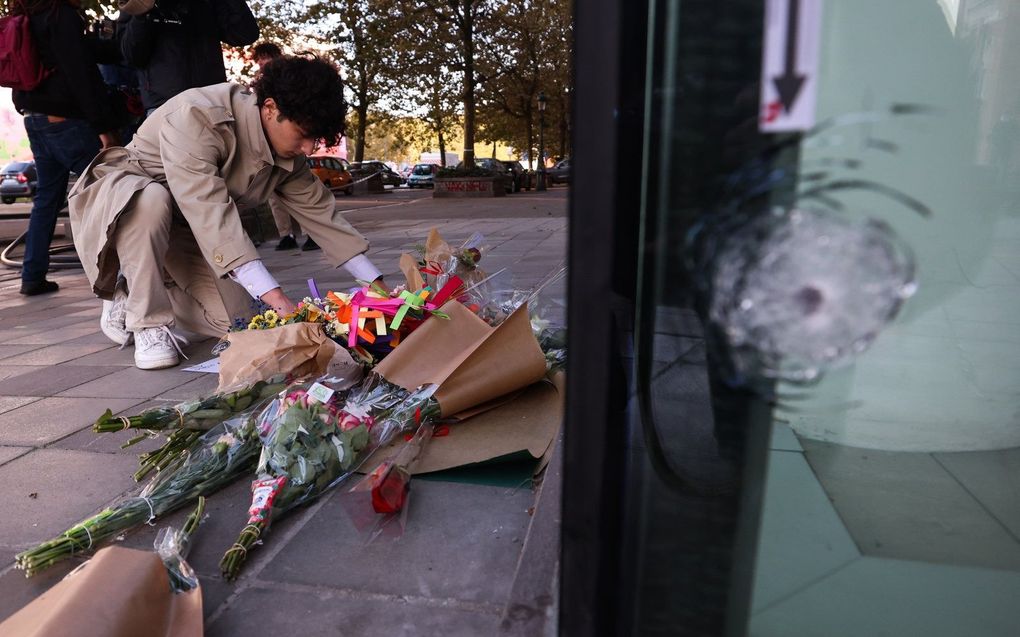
[410,230,490,310]
[343,418,438,543]
[92,375,288,481]
[238,281,461,365]
[16,412,261,577]
[233,229,493,365]
[220,373,439,580]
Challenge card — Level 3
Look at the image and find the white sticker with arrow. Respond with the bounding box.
[759,0,823,132]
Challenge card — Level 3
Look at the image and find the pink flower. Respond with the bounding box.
[283,391,310,411]
[338,412,361,431]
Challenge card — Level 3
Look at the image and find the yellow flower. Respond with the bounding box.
[264,310,279,322]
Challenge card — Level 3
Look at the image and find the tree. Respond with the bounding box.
[418,0,502,166]
[387,8,463,166]
[299,0,403,162]
[475,0,572,166]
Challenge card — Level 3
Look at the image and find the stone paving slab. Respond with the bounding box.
[56,366,205,399]
[60,345,138,367]
[206,584,502,636]
[0,397,144,446]
[0,549,86,625]
[0,449,142,550]
[0,325,101,345]
[47,399,175,456]
[62,330,124,346]
[0,396,38,416]
[0,345,38,361]
[0,343,116,366]
[0,366,41,384]
[0,446,30,467]
[0,364,122,396]
[935,447,1020,540]
[0,313,97,335]
[260,481,533,605]
[802,439,1020,570]
[159,371,223,401]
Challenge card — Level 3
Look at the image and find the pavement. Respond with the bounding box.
[0,186,568,635]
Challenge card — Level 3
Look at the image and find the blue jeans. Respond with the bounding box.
[21,115,100,283]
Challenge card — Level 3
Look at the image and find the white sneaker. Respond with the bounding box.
[134,325,189,370]
[100,282,132,346]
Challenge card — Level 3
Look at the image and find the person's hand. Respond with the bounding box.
[260,287,298,315]
[99,131,120,149]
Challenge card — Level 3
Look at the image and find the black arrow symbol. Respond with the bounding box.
[773,0,806,114]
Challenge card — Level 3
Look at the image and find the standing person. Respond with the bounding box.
[10,0,121,296]
[69,56,383,370]
[117,0,259,114]
[251,40,320,252]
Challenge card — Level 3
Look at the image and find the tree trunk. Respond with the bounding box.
[461,2,475,165]
[355,103,368,162]
[559,105,568,159]
[354,74,369,161]
[526,114,534,170]
[438,127,447,166]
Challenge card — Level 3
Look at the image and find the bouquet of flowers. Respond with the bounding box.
[219,373,439,580]
[91,375,288,481]
[16,412,261,577]
[234,278,460,365]
[344,418,437,543]
[414,230,489,297]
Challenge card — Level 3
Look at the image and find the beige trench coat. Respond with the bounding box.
[69,83,369,299]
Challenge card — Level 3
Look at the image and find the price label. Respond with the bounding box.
[307,382,336,404]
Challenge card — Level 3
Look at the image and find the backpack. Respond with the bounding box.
[0,6,50,91]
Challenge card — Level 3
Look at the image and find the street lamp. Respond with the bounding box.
[537,91,547,192]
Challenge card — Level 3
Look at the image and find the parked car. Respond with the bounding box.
[499,160,529,192]
[407,163,440,188]
[1,160,38,204]
[468,158,514,193]
[349,161,405,187]
[306,155,353,195]
[546,157,571,185]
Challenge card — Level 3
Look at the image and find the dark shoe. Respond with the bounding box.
[275,235,298,250]
[20,279,59,296]
[301,236,321,251]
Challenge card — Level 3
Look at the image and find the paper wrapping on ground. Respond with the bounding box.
[374,301,547,417]
[363,373,563,475]
[400,253,425,292]
[217,322,357,391]
[0,546,202,637]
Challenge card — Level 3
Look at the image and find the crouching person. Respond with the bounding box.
[69,56,381,370]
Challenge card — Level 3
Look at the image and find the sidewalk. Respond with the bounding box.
[0,188,568,635]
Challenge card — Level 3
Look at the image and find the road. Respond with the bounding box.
[0,184,570,223]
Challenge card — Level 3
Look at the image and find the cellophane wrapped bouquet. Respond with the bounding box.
[92,375,288,481]
[17,411,261,577]
[219,373,439,579]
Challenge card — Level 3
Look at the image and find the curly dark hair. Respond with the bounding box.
[252,41,282,61]
[252,55,346,148]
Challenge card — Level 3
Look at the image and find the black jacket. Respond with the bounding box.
[118,0,259,111]
[12,3,120,133]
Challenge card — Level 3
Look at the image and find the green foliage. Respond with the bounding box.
[239,0,573,163]
[477,0,573,164]
[290,0,406,161]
